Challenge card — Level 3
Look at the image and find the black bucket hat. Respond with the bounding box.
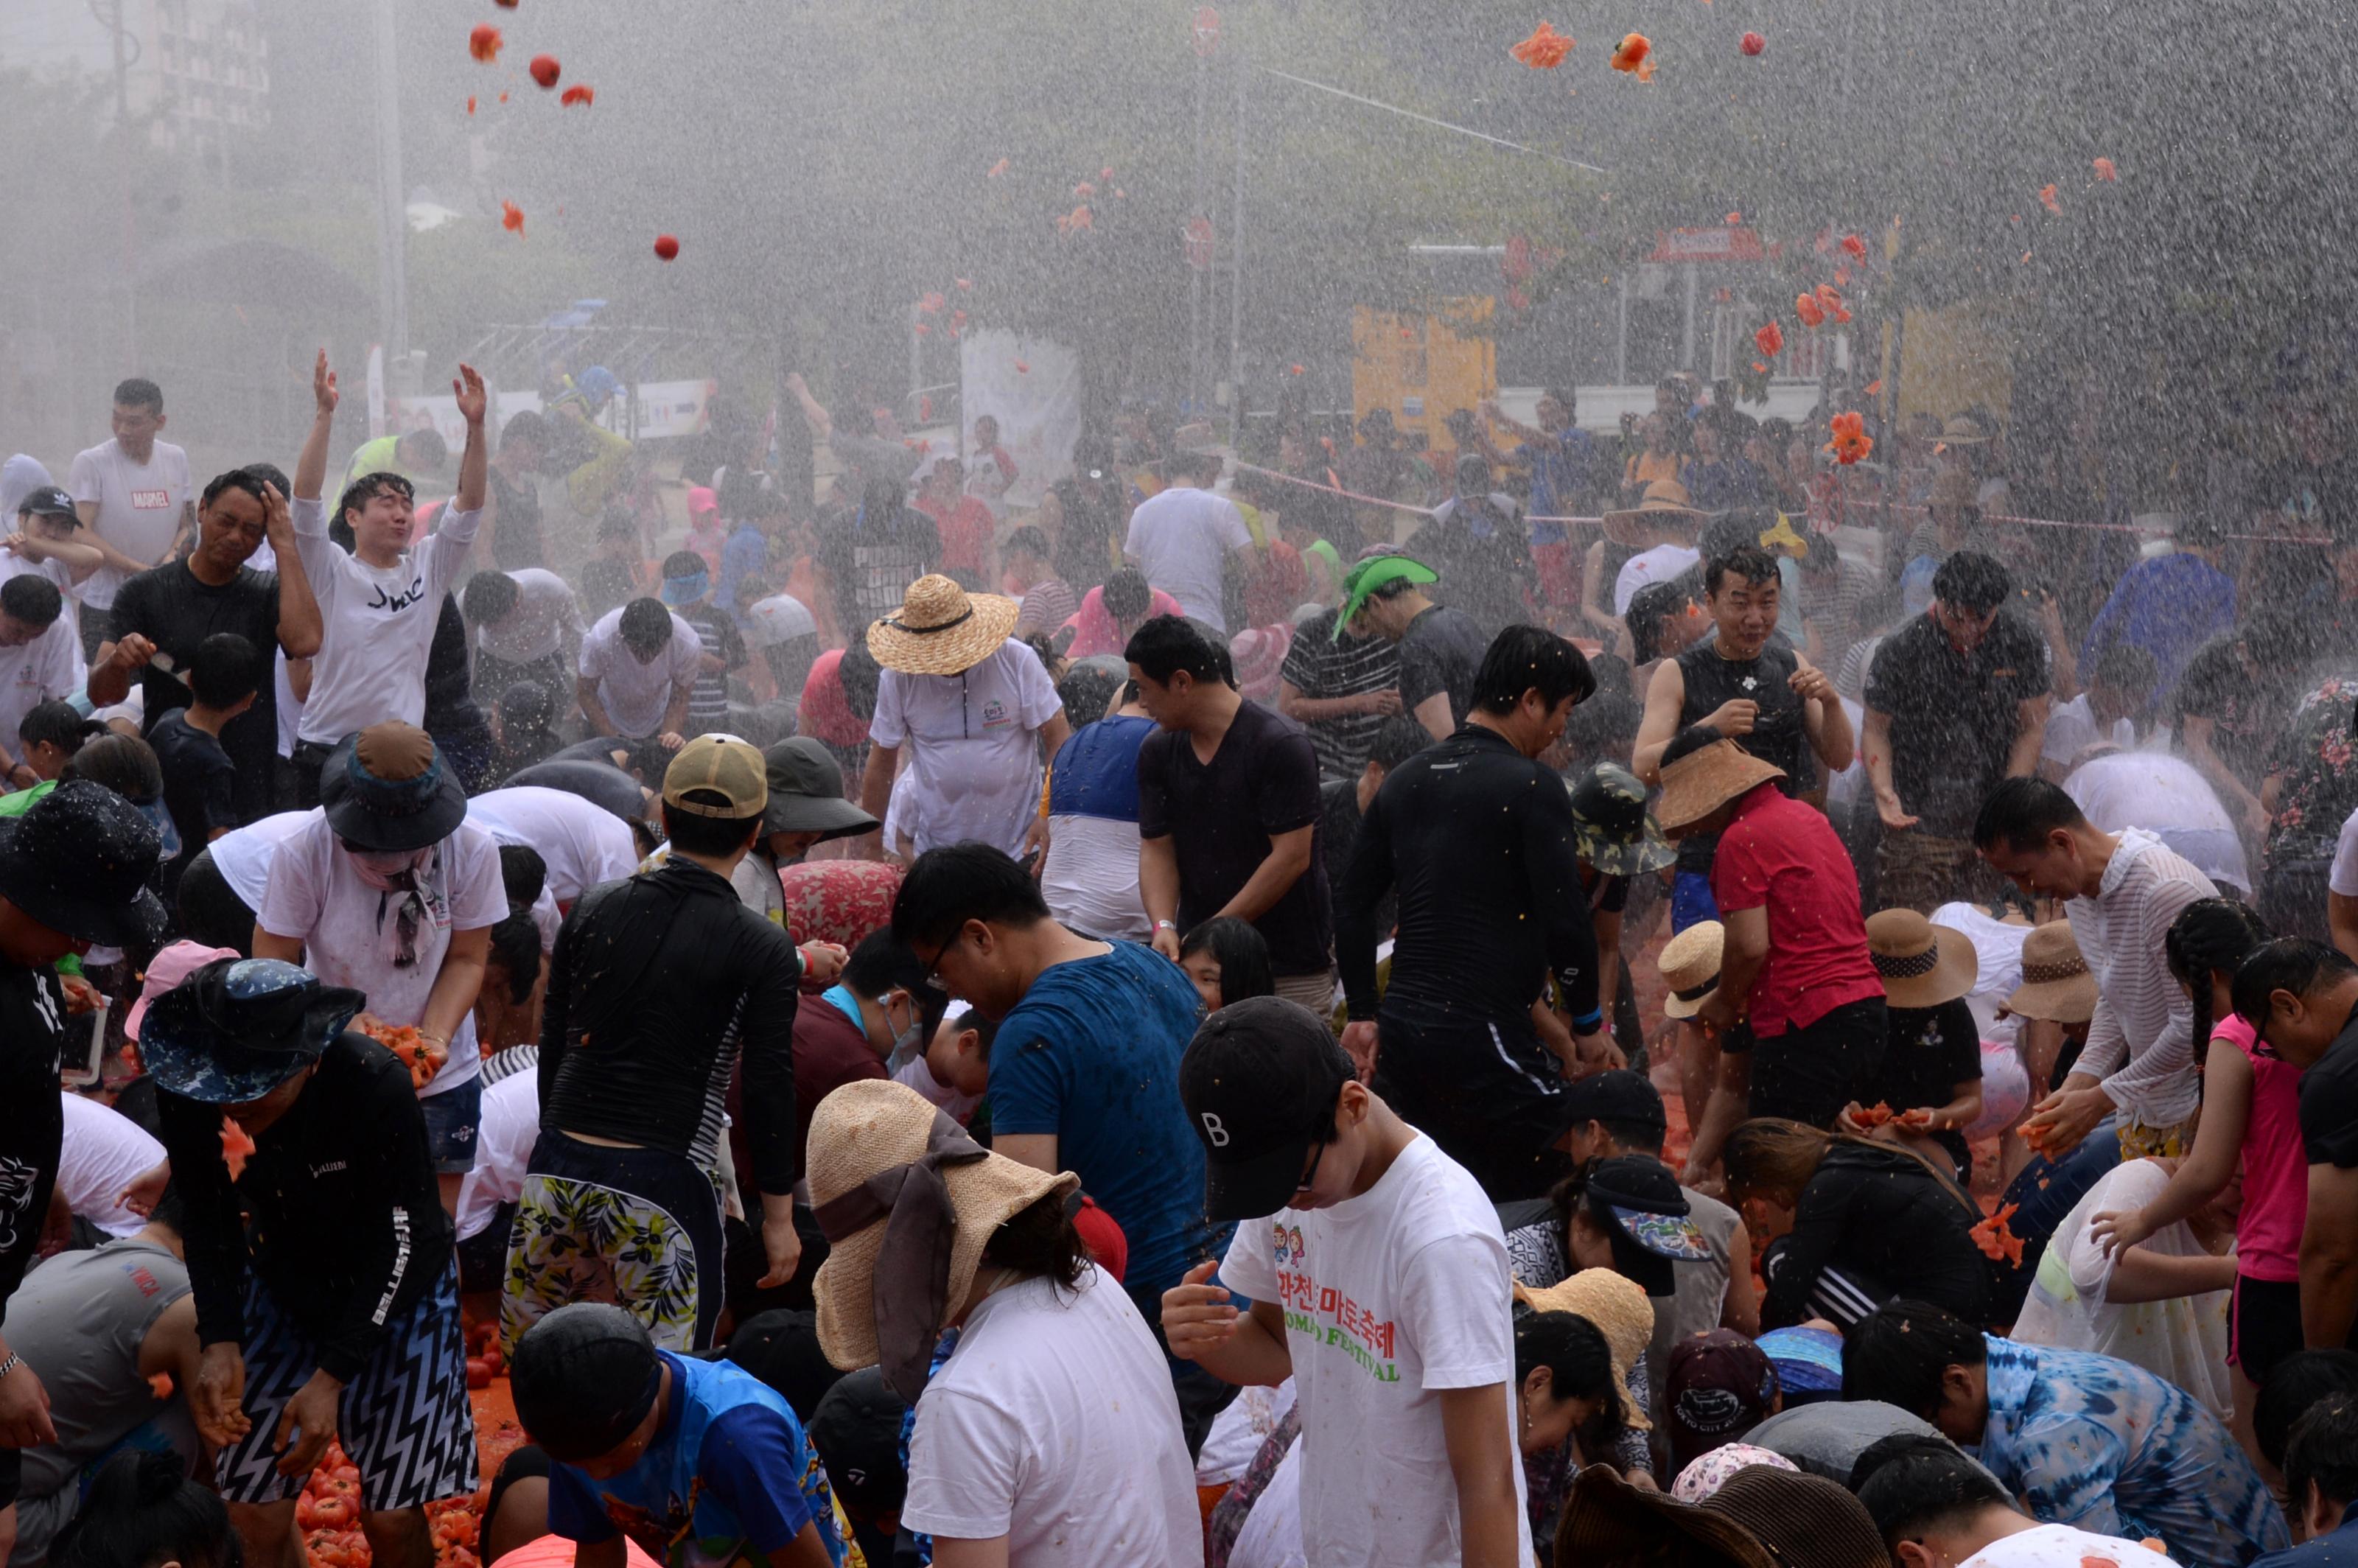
[138,957,365,1104]
[0,780,165,951]
[761,738,879,841]
[321,722,468,852]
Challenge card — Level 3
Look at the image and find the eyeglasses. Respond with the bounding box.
[918,931,965,993]
[1295,1138,1329,1194]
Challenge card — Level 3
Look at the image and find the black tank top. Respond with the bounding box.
[1673,637,1815,871]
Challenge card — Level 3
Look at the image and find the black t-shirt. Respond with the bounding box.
[2169,634,2284,794]
[486,465,545,572]
[1875,998,1983,1169]
[0,962,66,1309]
[422,595,486,737]
[1136,699,1332,975]
[110,561,280,824]
[1673,637,1814,872]
[2299,1009,2358,1168]
[1863,611,2051,835]
[149,710,237,885]
[1396,606,1488,732]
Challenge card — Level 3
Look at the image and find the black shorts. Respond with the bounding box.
[1371,1014,1575,1201]
[2231,1275,2305,1382]
[1747,997,1889,1128]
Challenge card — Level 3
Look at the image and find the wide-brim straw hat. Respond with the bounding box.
[1656,738,1787,836]
[810,1079,1077,1381]
[1937,416,1990,447]
[1516,1269,1656,1432]
[864,573,1020,677]
[1604,477,1707,535]
[2006,921,2098,1023]
[1865,909,1979,1009]
[1659,920,1725,1020]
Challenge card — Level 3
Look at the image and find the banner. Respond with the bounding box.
[959,330,1082,512]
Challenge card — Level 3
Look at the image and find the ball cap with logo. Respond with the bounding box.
[1178,995,1358,1223]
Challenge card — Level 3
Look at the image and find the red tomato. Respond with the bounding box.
[527,54,560,89]
[1739,30,1766,55]
[653,234,680,262]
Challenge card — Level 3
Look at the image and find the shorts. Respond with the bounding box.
[419,1076,482,1175]
[216,1262,478,1511]
[1371,1014,1575,1201]
[2116,1117,2189,1161]
[1671,870,1721,934]
[502,1130,727,1355]
[2230,1275,2305,1381]
[1271,969,1339,1021]
[1746,998,1888,1128]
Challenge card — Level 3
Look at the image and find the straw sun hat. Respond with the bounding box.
[864,574,1021,678]
[809,1079,1077,1399]
[2005,922,2098,1023]
[1864,909,1979,1010]
[1603,477,1707,542]
[1658,920,1725,1021]
[1515,1267,1657,1432]
[1655,732,1787,837]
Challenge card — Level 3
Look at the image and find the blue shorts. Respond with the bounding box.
[1671,869,1721,934]
[419,1076,482,1175]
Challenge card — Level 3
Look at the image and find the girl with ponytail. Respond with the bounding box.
[2091,897,2306,1464]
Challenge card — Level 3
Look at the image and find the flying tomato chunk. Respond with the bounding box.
[1841,231,1867,259]
[1013,360,1030,374]
[220,1116,256,1180]
[1754,320,1783,357]
[502,201,525,234]
[653,234,679,261]
[1796,293,1826,328]
[1739,30,1765,55]
[466,96,477,115]
[1510,21,1575,69]
[2092,156,2118,181]
[987,158,1010,178]
[2038,183,2062,214]
[467,23,503,62]
[1609,32,1651,72]
[528,54,560,89]
[559,84,593,107]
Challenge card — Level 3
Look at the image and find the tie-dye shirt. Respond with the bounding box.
[1974,1336,2287,1568]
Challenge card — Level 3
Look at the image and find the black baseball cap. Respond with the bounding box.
[16,486,75,519]
[510,1303,663,1463]
[808,1366,909,1517]
[1580,1155,1710,1298]
[1178,995,1357,1222]
[1561,1071,1668,1145]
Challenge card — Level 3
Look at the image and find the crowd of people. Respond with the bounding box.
[10,347,2358,1568]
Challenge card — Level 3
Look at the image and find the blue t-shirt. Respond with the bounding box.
[547,1351,847,1568]
[1047,714,1154,822]
[2250,1512,2358,1568]
[2078,550,2238,703]
[987,939,1228,1303]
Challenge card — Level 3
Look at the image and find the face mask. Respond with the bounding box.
[348,846,431,889]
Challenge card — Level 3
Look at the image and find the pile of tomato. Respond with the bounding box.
[298,1443,485,1568]
[466,1317,506,1389]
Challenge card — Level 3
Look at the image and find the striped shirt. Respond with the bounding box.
[1278,607,1401,780]
[2065,828,2216,1129]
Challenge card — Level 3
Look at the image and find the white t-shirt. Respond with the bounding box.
[2334,807,2358,897]
[1228,1441,1308,1568]
[476,569,585,665]
[1219,1133,1534,1568]
[869,639,1063,858]
[206,809,319,909]
[66,438,192,609]
[1614,544,1701,615]
[2063,751,2249,895]
[1040,813,1150,942]
[1124,485,1253,630]
[1961,1522,2182,1568]
[577,607,702,739]
[254,815,507,1096]
[56,1093,165,1239]
[464,786,639,906]
[2040,694,2139,771]
[455,1068,540,1242]
[903,1266,1202,1566]
[0,615,85,755]
[288,495,482,745]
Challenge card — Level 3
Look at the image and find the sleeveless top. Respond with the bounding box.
[1674,637,1815,872]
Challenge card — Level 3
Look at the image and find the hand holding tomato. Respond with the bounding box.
[193,1342,251,1446]
[273,1368,344,1477]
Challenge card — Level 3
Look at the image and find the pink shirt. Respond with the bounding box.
[2218,1012,2306,1281]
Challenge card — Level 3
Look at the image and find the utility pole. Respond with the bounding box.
[1227,49,1246,447]
[371,0,410,368]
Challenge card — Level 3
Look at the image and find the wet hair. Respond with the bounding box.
[1931,551,2011,613]
[893,842,1052,951]
[844,929,928,1001]
[113,379,165,415]
[2287,1398,2358,1520]
[486,909,542,1004]
[1513,1310,1625,1452]
[1,574,63,629]
[1004,525,1052,562]
[2244,607,2321,671]
[1841,1299,1988,1419]
[2088,641,2158,696]
[1470,625,1596,715]
[243,463,292,503]
[1124,615,1228,687]
[199,467,270,514]
[2163,900,2270,1070]
[618,598,674,657]
[176,850,256,956]
[1625,581,1693,664]
[1021,634,1059,674]
[189,633,261,709]
[2259,1352,2358,1471]
[1703,541,1782,598]
[1850,1434,2011,1549]
[396,428,449,468]
[2231,937,2358,1032]
[837,640,882,721]
[1368,714,1435,774]
[497,843,548,910]
[499,410,549,453]
[64,734,164,800]
[1970,777,2088,853]
[1179,917,1275,1007]
[1102,567,1153,623]
[19,700,100,755]
[1722,1116,1959,1209]
[660,791,763,858]
[1055,663,1123,729]
[662,550,707,582]
[337,470,414,529]
[979,1190,1091,1289]
[51,1449,239,1568]
[463,570,520,624]
[1565,689,1644,765]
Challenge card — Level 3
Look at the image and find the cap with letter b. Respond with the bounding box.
[1178,996,1357,1223]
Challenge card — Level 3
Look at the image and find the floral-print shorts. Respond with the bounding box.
[2116,1117,2189,1161]
[500,1132,726,1356]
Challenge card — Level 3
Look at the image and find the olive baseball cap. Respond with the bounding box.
[662,735,768,819]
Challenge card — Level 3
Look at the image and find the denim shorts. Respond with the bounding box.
[1671,869,1721,934]
[418,1075,482,1175]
